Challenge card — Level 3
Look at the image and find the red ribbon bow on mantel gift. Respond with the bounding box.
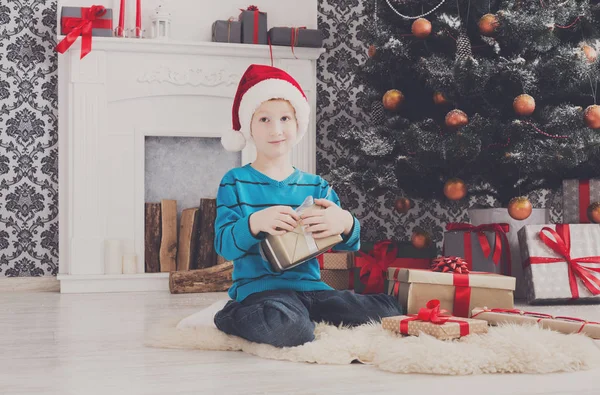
[524,224,600,299]
[445,223,512,275]
[355,240,398,294]
[399,299,470,337]
[55,5,111,59]
[240,5,263,44]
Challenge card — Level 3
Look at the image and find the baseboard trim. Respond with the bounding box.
[0,276,60,292]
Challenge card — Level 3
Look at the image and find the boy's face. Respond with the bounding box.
[250,99,298,158]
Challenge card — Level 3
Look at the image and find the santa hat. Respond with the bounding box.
[221,64,310,152]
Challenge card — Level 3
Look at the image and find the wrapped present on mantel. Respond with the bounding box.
[239,5,268,44]
[443,223,512,275]
[354,240,436,294]
[260,196,342,273]
[387,265,516,318]
[562,179,600,223]
[318,251,354,290]
[518,224,600,304]
[382,299,488,340]
[471,307,600,339]
[56,5,113,59]
[268,27,323,48]
[212,18,242,43]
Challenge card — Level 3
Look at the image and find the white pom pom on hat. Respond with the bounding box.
[221,64,310,152]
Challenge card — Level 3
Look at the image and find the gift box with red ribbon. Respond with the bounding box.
[382,299,488,340]
[239,5,267,44]
[212,19,242,43]
[443,223,512,275]
[268,27,323,48]
[471,307,600,339]
[518,224,600,303]
[56,6,113,59]
[317,251,354,290]
[353,240,436,294]
[387,268,515,318]
[562,179,600,224]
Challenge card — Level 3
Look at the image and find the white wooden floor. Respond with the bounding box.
[1,291,600,395]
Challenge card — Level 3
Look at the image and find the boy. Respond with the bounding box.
[213,64,401,348]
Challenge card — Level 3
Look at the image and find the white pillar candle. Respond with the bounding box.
[122,253,137,274]
[104,239,123,274]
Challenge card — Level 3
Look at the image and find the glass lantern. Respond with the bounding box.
[151,3,171,40]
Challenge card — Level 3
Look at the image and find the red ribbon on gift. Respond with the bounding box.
[240,5,262,44]
[579,180,591,223]
[523,224,600,299]
[399,299,470,337]
[56,5,111,59]
[390,268,474,318]
[471,308,600,334]
[355,240,398,294]
[445,223,512,275]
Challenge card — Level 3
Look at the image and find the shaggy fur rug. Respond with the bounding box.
[145,299,600,375]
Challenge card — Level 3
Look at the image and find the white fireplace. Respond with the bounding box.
[57,37,323,293]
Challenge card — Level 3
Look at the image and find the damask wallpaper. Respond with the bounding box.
[0,0,561,277]
[0,0,59,277]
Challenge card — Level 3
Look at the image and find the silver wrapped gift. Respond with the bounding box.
[562,179,600,223]
[518,224,600,303]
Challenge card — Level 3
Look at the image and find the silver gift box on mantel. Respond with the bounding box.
[518,224,600,304]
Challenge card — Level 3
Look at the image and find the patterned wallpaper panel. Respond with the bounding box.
[0,1,59,277]
[0,0,561,277]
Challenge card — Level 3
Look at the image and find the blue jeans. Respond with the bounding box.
[214,289,402,348]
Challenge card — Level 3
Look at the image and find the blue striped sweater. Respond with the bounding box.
[214,164,361,302]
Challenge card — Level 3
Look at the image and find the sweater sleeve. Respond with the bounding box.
[319,179,361,252]
[213,174,265,261]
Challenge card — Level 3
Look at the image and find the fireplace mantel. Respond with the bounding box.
[57,37,324,293]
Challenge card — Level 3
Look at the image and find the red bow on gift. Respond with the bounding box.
[56,5,110,59]
[525,225,600,298]
[399,299,470,336]
[355,240,398,294]
[445,223,512,275]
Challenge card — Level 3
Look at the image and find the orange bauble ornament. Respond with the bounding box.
[513,94,536,116]
[383,89,405,111]
[445,109,469,129]
[394,197,412,214]
[478,13,499,36]
[588,202,600,223]
[582,44,598,63]
[443,178,467,200]
[368,44,377,57]
[508,196,533,220]
[411,18,432,39]
[433,92,449,105]
[584,105,600,129]
[411,230,431,249]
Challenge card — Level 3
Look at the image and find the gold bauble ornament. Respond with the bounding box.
[394,197,412,214]
[445,109,469,129]
[478,14,499,36]
[508,196,533,220]
[411,18,432,39]
[588,202,600,223]
[513,94,536,116]
[443,178,467,200]
[383,89,405,111]
[584,105,600,129]
[433,92,449,105]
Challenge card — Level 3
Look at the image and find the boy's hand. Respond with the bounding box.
[249,206,300,236]
[300,199,354,239]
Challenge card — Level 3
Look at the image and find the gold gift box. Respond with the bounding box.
[471,308,600,339]
[261,204,342,272]
[387,268,516,318]
[320,251,354,270]
[382,315,488,340]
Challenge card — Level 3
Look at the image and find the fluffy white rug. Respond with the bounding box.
[145,299,600,375]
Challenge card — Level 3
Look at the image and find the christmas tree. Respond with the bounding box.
[336,0,600,206]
